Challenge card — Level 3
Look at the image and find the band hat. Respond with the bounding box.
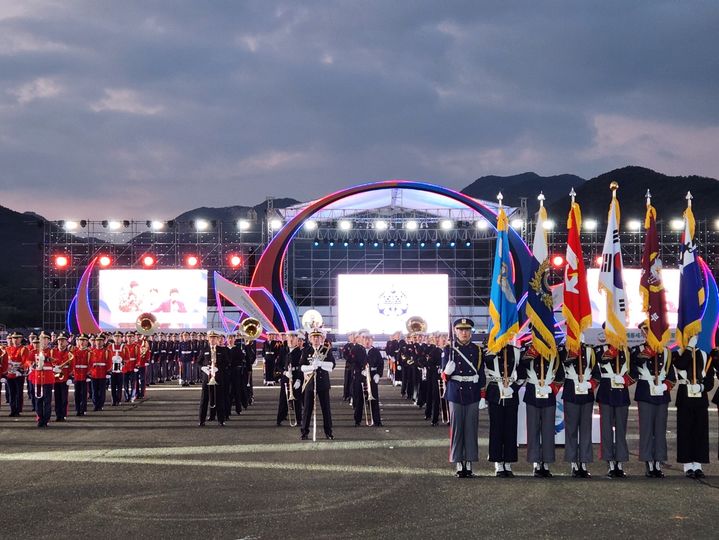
[207,329,222,338]
[78,334,90,341]
[309,328,325,337]
[38,332,51,340]
[113,331,123,337]
[30,337,40,344]
[9,332,23,339]
[453,318,474,330]
[56,333,69,341]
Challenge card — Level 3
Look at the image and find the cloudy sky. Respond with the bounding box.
[1,1,717,219]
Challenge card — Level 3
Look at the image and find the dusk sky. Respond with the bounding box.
[1,1,717,220]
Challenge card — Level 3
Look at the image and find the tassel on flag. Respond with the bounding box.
[639,190,669,351]
[598,182,628,348]
[562,188,591,354]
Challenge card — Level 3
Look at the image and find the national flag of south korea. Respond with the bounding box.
[598,191,628,348]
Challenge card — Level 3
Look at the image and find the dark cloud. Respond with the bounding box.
[0,1,717,219]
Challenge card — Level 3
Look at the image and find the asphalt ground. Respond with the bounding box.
[1,362,719,540]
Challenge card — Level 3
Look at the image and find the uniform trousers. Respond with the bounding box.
[599,404,629,462]
[301,387,332,437]
[488,400,518,463]
[91,378,107,410]
[637,401,668,462]
[526,403,556,464]
[53,382,68,420]
[277,377,302,425]
[74,380,88,414]
[123,372,136,401]
[677,401,709,464]
[563,401,594,463]
[136,367,146,398]
[199,382,226,424]
[110,373,123,405]
[7,377,25,415]
[34,384,53,426]
[448,401,479,463]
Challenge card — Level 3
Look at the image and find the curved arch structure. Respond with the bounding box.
[248,180,533,332]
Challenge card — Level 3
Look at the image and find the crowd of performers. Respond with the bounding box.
[383,317,718,479]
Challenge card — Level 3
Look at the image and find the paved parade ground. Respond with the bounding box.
[2,363,718,540]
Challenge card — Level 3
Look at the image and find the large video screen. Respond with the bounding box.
[586,268,680,329]
[98,270,208,330]
[338,274,449,334]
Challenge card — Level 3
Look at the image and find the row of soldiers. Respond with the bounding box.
[384,318,718,479]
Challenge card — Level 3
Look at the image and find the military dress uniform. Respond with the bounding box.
[350,340,368,426]
[561,344,597,478]
[342,334,355,401]
[484,344,525,477]
[197,332,231,426]
[30,336,56,427]
[108,336,125,406]
[50,335,72,421]
[179,333,194,386]
[71,336,91,415]
[300,333,335,440]
[630,343,676,477]
[5,333,32,416]
[122,337,138,402]
[89,337,111,411]
[673,344,715,478]
[228,337,247,416]
[594,345,634,478]
[366,343,384,426]
[441,319,485,478]
[424,342,443,425]
[277,341,303,426]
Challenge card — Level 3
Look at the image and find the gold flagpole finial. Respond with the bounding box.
[645,189,651,207]
[537,192,545,208]
[686,191,693,208]
[610,181,619,197]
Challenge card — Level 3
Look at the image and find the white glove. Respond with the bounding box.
[0,377,6,384]
[373,374,380,384]
[577,381,589,393]
[478,398,488,410]
[361,369,368,377]
[53,366,61,373]
[690,383,702,394]
[443,360,456,376]
[658,382,668,393]
[86,377,91,382]
[134,368,139,373]
[293,380,301,389]
[312,358,322,368]
[613,374,624,385]
[106,374,111,380]
[284,370,291,379]
[66,379,73,386]
[541,385,552,395]
[502,386,514,398]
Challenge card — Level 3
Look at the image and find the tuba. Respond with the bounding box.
[136,313,158,336]
[239,317,262,341]
[406,316,427,334]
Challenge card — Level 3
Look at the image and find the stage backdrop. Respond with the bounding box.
[98,269,208,330]
[337,274,449,334]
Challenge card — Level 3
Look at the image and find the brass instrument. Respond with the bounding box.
[437,377,449,424]
[34,350,46,399]
[363,363,375,426]
[53,351,75,380]
[239,317,262,341]
[111,345,124,373]
[285,373,297,427]
[406,315,428,334]
[136,312,158,336]
[303,343,329,442]
[207,346,218,409]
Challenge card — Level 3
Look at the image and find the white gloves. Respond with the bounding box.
[312,358,322,368]
[361,369,368,377]
[320,361,334,372]
[293,380,301,389]
[443,360,456,376]
[657,382,668,393]
[577,381,589,393]
[373,374,380,384]
[134,368,139,373]
[478,398,487,410]
[106,374,111,380]
[613,374,624,385]
[690,383,703,394]
[53,366,61,373]
[502,386,514,398]
[0,377,6,384]
[66,379,73,386]
[86,377,91,382]
[284,370,291,379]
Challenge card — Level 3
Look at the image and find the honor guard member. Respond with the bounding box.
[594,341,634,478]
[630,322,676,478]
[442,318,485,478]
[227,332,247,416]
[342,332,356,401]
[276,332,302,426]
[424,334,443,425]
[299,328,335,440]
[350,330,369,426]
[30,333,55,427]
[262,334,278,386]
[673,336,715,478]
[198,330,230,426]
[522,344,563,478]
[89,334,111,411]
[287,332,304,426]
[51,333,73,422]
[385,331,402,385]
[109,332,125,406]
[485,340,526,477]
[5,332,31,416]
[363,332,384,426]
[178,332,193,386]
[560,342,597,478]
[244,337,257,405]
[122,333,138,402]
[71,335,91,415]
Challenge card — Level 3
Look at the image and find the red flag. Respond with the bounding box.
[562,201,592,354]
[640,204,669,351]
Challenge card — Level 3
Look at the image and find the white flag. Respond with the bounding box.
[598,195,627,347]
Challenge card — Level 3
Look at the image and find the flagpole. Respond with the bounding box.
[610,181,620,374]
[572,187,582,381]
[686,191,698,385]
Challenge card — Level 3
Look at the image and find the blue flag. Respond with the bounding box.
[677,202,704,351]
[488,206,519,353]
[697,258,718,352]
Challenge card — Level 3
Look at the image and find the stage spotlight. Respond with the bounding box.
[510,219,524,230]
[343,241,349,247]
[552,255,565,267]
[420,242,426,248]
[542,220,555,230]
[475,220,489,230]
[627,219,641,231]
[714,219,719,231]
[359,241,365,247]
[63,220,78,231]
[465,241,471,247]
[237,219,251,231]
[195,219,209,231]
[583,219,597,231]
[229,255,242,267]
[150,220,164,231]
[304,220,318,231]
[669,218,684,231]
[405,242,411,248]
[436,242,441,248]
[389,241,395,247]
[329,241,335,247]
[338,220,352,231]
[440,219,453,231]
[405,220,418,231]
[313,241,320,247]
[98,256,111,267]
[450,241,456,247]
[108,220,122,231]
[373,242,379,248]
[374,220,388,231]
[54,255,69,268]
[595,255,603,266]
[142,255,155,267]
[186,255,199,267]
[270,218,283,231]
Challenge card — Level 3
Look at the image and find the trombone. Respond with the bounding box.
[53,352,75,380]
[34,350,46,399]
[363,364,375,426]
[285,373,297,427]
[206,347,218,409]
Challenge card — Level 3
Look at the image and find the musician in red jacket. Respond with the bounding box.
[51,333,73,422]
[89,334,111,411]
[135,337,151,399]
[5,332,32,416]
[122,333,139,402]
[29,333,55,427]
[71,335,91,415]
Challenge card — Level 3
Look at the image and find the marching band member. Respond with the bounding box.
[299,328,335,440]
[522,344,563,478]
[71,335,91,415]
[5,332,31,416]
[341,332,356,402]
[109,332,125,406]
[560,342,597,478]
[673,336,715,478]
[135,337,151,399]
[631,323,675,478]
[364,332,383,427]
[485,339,525,477]
[179,331,193,386]
[350,331,368,426]
[228,332,247,416]
[89,334,111,411]
[51,333,72,422]
[594,341,634,478]
[441,318,485,478]
[30,333,55,428]
[122,333,138,402]
[262,333,279,386]
[197,330,230,426]
[244,337,256,405]
[385,331,402,386]
[424,333,444,425]
[276,332,302,426]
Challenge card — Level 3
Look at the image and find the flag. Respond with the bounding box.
[598,191,627,348]
[639,203,669,350]
[487,206,519,353]
[562,200,591,354]
[697,258,718,352]
[526,203,558,359]
[676,201,704,350]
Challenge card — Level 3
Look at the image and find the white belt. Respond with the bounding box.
[74,365,88,368]
[451,375,479,383]
[92,362,106,366]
